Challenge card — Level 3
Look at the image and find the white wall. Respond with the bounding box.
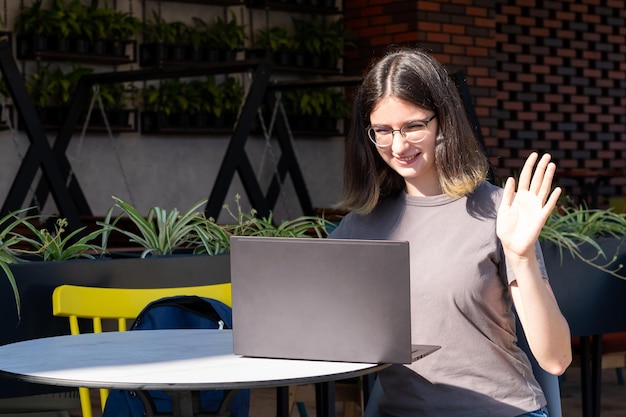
[0,1,346,222]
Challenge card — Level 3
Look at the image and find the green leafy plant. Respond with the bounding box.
[49,65,94,106]
[89,4,140,42]
[539,203,626,279]
[100,196,209,258]
[100,195,332,258]
[205,12,246,51]
[218,77,244,117]
[95,82,137,111]
[26,65,93,108]
[253,26,294,51]
[141,79,189,115]
[194,194,332,255]
[142,10,178,44]
[0,207,42,316]
[12,218,107,262]
[0,207,108,317]
[14,0,55,37]
[293,17,355,63]
[283,87,351,118]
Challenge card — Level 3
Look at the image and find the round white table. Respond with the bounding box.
[0,329,388,417]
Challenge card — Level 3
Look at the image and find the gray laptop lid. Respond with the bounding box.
[230,236,438,364]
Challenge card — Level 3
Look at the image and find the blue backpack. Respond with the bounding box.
[101,295,250,417]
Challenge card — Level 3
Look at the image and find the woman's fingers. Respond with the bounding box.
[517,152,539,191]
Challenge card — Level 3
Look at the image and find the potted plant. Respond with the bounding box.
[292,17,354,70]
[216,76,244,128]
[140,11,184,66]
[140,79,190,132]
[282,87,351,133]
[89,4,140,57]
[14,0,56,57]
[186,76,219,128]
[87,82,137,128]
[249,26,296,67]
[203,12,246,62]
[140,77,244,133]
[23,64,93,128]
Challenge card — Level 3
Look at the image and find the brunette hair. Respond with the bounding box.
[339,47,490,214]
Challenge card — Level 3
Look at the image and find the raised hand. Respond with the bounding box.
[497,152,562,257]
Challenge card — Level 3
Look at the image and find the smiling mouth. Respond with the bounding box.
[395,153,419,163]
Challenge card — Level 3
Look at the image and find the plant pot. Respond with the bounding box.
[167,44,186,61]
[50,36,71,53]
[141,111,170,133]
[190,112,209,128]
[107,39,128,57]
[187,46,204,62]
[541,238,626,337]
[91,38,108,55]
[71,37,89,54]
[140,43,169,66]
[168,111,190,128]
[89,109,132,128]
[16,34,49,58]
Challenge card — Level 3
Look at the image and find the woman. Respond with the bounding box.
[330,47,571,416]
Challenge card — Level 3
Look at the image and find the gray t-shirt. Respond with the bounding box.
[330,182,546,417]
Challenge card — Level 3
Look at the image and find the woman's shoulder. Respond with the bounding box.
[330,196,405,239]
[465,181,504,219]
[471,181,504,202]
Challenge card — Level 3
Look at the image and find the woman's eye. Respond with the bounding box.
[404,123,426,132]
[375,128,392,135]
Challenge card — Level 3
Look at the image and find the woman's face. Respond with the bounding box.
[369,96,442,196]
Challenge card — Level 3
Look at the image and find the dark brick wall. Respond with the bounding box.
[343,0,626,208]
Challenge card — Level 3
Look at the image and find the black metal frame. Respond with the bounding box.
[0,38,319,230]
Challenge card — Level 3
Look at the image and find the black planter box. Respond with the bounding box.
[541,238,626,337]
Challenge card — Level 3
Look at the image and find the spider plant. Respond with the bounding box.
[540,203,626,279]
[0,207,106,317]
[100,196,208,258]
[102,195,332,257]
[12,217,107,261]
[196,194,332,254]
[0,207,41,317]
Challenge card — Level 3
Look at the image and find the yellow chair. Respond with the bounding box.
[52,283,232,417]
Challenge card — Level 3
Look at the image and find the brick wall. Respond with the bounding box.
[343,0,626,208]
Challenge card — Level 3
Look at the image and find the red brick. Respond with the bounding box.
[443,44,466,55]
[368,15,393,26]
[475,17,495,28]
[419,22,442,32]
[393,32,418,43]
[466,6,487,17]
[362,6,384,16]
[516,16,536,26]
[420,1,442,12]
[370,35,394,46]
[428,33,451,43]
[385,23,409,34]
[360,26,386,37]
[452,35,474,45]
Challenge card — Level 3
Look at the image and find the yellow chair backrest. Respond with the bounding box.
[52,283,232,417]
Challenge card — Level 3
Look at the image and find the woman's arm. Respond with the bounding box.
[497,152,572,375]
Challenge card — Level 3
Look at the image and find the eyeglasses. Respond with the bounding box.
[366,114,437,148]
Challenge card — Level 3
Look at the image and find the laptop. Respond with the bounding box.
[229,236,440,364]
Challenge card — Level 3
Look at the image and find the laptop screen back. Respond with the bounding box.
[230,236,414,364]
